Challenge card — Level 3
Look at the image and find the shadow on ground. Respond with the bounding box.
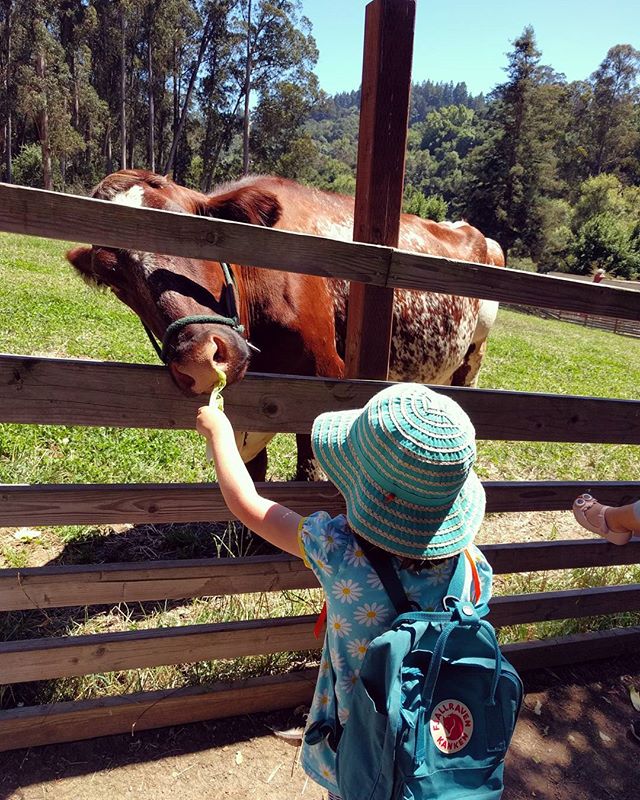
[1,520,280,643]
[0,656,638,800]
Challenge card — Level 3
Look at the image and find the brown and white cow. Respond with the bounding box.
[67,169,504,478]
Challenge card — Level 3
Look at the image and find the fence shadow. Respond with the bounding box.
[0,657,637,799]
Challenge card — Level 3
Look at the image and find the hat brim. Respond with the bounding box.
[311,406,485,560]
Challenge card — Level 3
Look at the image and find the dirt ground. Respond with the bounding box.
[1,654,638,800]
[1,509,637,799]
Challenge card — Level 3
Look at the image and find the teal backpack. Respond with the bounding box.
[305,542,523,800]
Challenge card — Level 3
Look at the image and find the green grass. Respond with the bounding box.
[1,231,639,707]
[475,308,640,482]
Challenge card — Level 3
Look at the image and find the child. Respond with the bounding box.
[573,494,640,545]
[196,383,492,800]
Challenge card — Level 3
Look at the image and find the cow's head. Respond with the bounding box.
[66,170,282,396]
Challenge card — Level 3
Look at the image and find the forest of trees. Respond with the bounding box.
[1,1,639,277]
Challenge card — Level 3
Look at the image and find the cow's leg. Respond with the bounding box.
[234,431,275,482]
[296,340,345,481]
[295,433,319,481]
[245,446,268,482]
[450,339,487,387]
[450,298,499,387]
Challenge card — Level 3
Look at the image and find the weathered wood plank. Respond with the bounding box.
[489,584,640,628]
[345,0,415,379]
[0,669,318,753]
[485,538,640,574]
[2,355,639,443]
[0,182,638,318]
[1,479,637,528]
[0,481,344,526]
[2,585,639,683]
[0,628,639,754]
[503,626,640,671]
[0,182,389,285]
[1,539,639,612]
[388,248,640,320]
[0,615,320,684]
[0,554,320,611]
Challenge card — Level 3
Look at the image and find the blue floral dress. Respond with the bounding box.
[298,511,493,797]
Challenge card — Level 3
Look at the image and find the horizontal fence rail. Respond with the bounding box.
[0,670,320,753]
[2,540,640,612]
[2,584,639,684]
[3,355,640,443]
[512,306,640,339]
[3,625,640,753]
[1,480,639,527]
[0,182,638,320]
[1,179,639,754]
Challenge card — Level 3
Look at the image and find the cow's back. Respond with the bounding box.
[261,179,484,384]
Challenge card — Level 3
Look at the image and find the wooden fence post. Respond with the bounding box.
[345,0,416,380]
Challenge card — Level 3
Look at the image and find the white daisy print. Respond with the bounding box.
[365,569,383,590]
[341,669,360,694]
[328,650,345,672]
[425,561,454,586]
[344,542,368,567]
[320,765,336,784]
[320,657,331,675]
[329,614,352,638]
[347,638,370,660]
[405,584,421,605]
[321,529,344,552]
[332,579,363,604]
[354,602,389,627]
[338,706,351,725]
[315,557,333,576]
[314,690,332,711]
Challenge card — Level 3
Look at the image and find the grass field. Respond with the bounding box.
[1,231,639,707]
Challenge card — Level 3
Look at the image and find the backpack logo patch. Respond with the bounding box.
[429,699,474,753]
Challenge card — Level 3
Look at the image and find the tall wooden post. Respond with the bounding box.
[345,0,415,380]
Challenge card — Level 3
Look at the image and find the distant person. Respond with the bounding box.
[572,493,639,544]
[593,268,606,283]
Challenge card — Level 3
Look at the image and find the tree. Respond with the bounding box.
[408,104,481,215]
[164,0,218,175]
[572,213,639,278]
[587,45,640,178]
[0,0,15,182]
[14,1,84,189]
[464,26,568,258]
[242,0,318,175]
[241,0,251,174]
[402,185,447,221]
[250,77,319,176]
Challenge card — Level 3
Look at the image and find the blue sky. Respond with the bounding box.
[301,0,639,97]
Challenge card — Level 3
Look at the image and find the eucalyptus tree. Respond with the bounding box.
[464,26,568,258]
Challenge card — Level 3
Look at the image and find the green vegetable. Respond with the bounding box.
[205,367,227,462]
[209,366,227,411]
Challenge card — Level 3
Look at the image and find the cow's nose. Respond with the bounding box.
[168,362,197,395]
[168,334,228,395]
[169,359,228,396]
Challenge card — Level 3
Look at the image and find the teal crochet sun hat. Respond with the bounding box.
[311,383,485,560]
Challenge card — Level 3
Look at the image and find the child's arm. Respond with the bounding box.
[196,406,303,557]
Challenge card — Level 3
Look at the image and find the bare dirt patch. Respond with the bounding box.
[1,656,638,800]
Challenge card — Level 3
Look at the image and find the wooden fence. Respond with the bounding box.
[1,0,640,754]
[506,304,640,338]
[0,184,639,751]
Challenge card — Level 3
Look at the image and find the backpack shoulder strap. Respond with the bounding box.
[357,536,414,615]
[446,548,490,616]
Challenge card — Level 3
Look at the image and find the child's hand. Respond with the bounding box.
[196,405,228,442]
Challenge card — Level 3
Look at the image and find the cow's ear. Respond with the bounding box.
[201,187,282,228]
[66,245,118,288]
[66,245,93,276]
